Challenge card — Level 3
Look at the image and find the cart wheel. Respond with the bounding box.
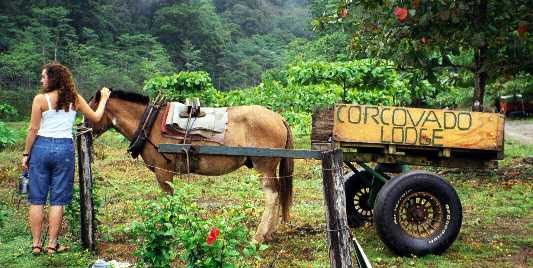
[344,171,374,228]
[373,171,462,256]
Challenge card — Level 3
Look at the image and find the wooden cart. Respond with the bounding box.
[155,103,504,259]
[312,104,505,256]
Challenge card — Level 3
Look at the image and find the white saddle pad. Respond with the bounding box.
[165,102,227,133]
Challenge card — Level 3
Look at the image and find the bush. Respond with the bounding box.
[143,71,219,105]
[0,206,7,229]
[0,122,16,150]
[0,89,32,120]
[129,182,263,268]
[287,60,410,106]
[0,104,18,121]
[486,72,533,104]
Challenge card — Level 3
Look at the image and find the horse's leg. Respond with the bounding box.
[254,158,281,242]
[154,167,174,193]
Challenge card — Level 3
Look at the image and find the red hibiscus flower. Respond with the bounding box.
[206,227,220,245]
[420,36,428,44]
[393,7,408,23]
[338,8,348,18]
[518,24,528,38]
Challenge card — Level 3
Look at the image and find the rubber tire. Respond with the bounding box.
[373,170,462,256]
[344,171,374,228]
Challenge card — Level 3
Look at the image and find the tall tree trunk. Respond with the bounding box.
[472,0,488,112]
[473,46,487,112]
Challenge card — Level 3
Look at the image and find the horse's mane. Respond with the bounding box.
[94,89,150,105]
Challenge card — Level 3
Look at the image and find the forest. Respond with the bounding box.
[0,0,309,101]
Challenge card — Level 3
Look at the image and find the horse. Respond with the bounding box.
[87,90,294,242]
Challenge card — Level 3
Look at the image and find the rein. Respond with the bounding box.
[128,97,170,162]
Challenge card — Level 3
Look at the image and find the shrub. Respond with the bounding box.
[0,89,32,120]
[287,60,410,106]
[143,71,219,105]
[0,122,16,150]
[0,103,18,121]
[129,182,263,268]
[0,206,7,228]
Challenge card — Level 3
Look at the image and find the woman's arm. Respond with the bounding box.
[76,87,111,123]
[22,94,44,170]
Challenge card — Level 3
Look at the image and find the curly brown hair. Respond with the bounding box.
[41,63,78,112]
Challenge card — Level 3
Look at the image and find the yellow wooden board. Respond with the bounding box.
[333,104,505,151]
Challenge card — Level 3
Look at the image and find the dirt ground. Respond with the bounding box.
[505,119,533,145]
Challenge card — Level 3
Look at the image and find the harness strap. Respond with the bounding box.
[128,103,168,162]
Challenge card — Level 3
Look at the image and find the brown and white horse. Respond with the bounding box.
[88,90,293,242]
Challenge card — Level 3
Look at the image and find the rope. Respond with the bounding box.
[74,126,93,137]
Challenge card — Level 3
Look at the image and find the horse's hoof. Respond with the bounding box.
[256,234,274,243]
[264,234,273,242]
[254,234,265,244]
[255,233,275,243]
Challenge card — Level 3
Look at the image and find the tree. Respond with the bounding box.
[319,0,533,111]
[181,40,203,71]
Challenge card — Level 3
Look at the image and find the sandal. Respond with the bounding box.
[31,245,42,256]
[46,243,68,255]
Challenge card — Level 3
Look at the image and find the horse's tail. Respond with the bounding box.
[280,119,294,222]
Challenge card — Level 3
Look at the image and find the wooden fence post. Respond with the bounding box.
[321,149,354,267]
[76,125,96,252]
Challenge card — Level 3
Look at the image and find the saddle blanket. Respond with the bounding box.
[161,102,227,143]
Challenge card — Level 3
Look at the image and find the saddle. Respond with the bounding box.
[161,99,227,144]
[179,98,206,118]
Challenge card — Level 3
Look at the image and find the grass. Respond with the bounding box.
[0,123,532,267]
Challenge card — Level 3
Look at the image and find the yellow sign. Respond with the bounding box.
[333,104,504,151]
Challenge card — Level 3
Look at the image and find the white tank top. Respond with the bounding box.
[37,94,77,139]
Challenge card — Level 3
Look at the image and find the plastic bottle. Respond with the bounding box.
[18,170,29,195]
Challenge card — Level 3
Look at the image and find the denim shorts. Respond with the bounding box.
[28,136,75,205]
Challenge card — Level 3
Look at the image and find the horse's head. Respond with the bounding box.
[86,89,151,139]
[86,89,114,137]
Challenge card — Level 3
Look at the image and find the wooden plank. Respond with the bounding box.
[333,104,504,152]
[76,126,96,252]
[158,144,323,159]
[312,106,334,143]
[321,150,354,267]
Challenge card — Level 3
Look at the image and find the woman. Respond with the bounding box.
[21,63,110,255]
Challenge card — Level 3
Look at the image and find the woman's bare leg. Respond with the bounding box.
[46,205,64,248]
[29,205,44,247]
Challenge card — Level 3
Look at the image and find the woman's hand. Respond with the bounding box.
[22,155,29,171]
[100,87,111,101]
[75,87,111,123]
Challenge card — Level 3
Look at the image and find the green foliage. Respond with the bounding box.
[0,205,7,229]
[287,60,409,105]
[487,73,533,101]
[218,34,289,89]
[285,32,351,64]
[143,72,219,105]
[129,182,262,268]
[182,40,204,71]
[0,122,15,150]
[317,0,533,110]
[0,104,18,122]
[0,0,313,101]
